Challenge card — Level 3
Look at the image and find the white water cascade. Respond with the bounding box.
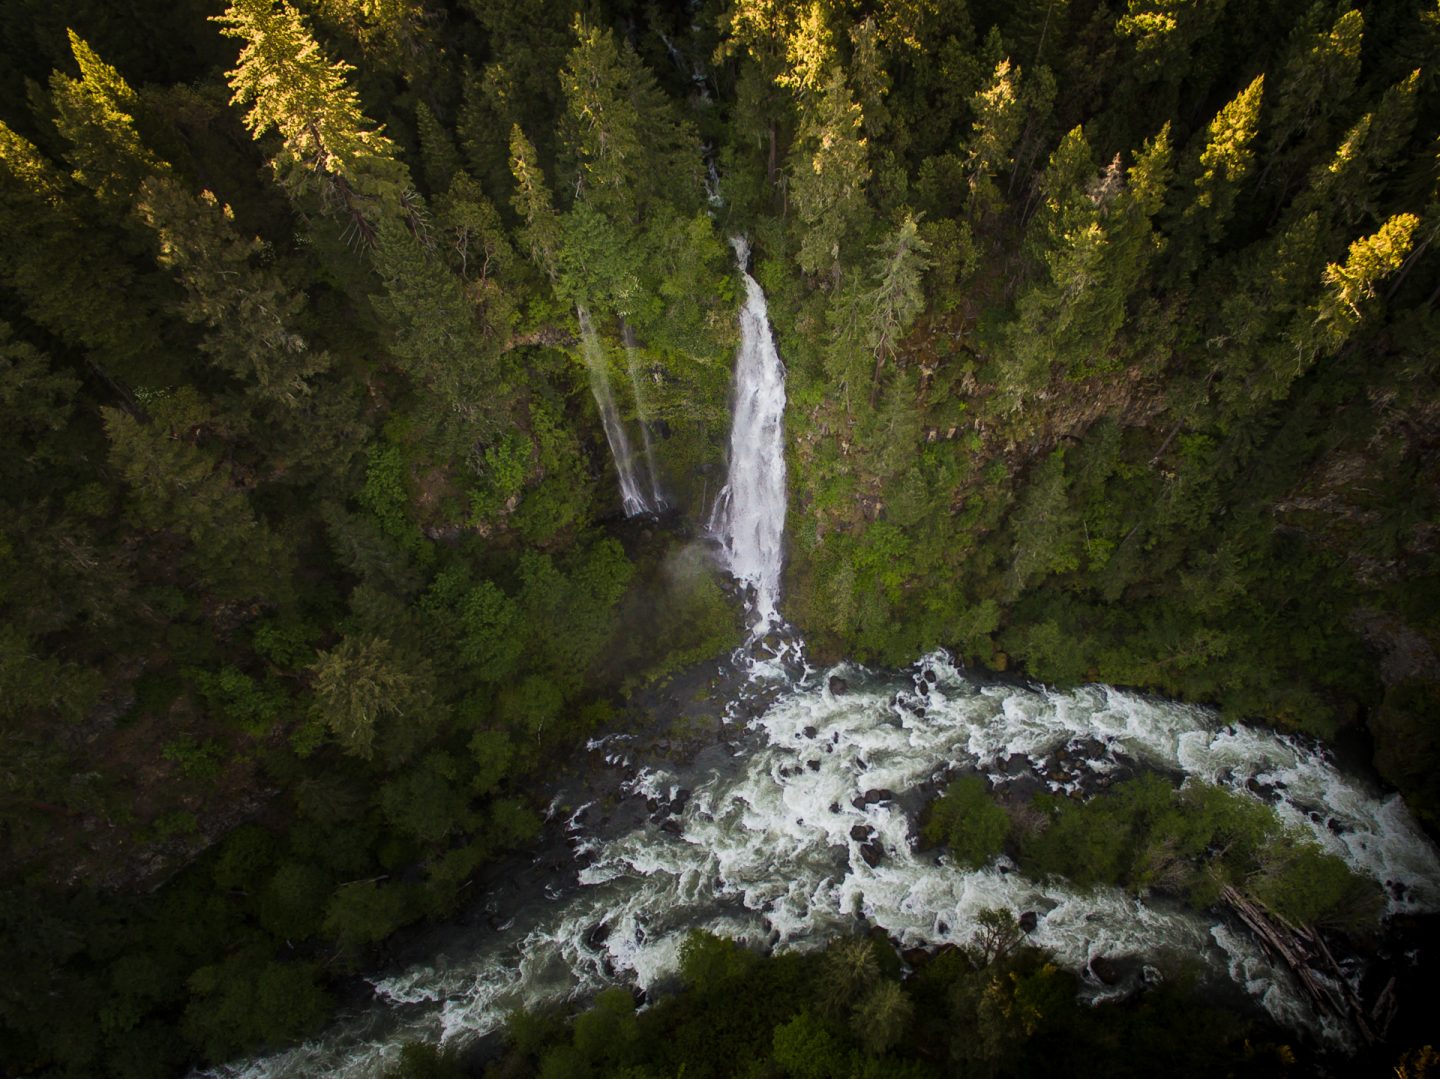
[207,656,1440,1078]
[578,306,654,517]
[620,320,666,511]
[709,238,788,632]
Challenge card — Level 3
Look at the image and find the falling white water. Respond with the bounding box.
[710,238,787,632]
[207,655,1440,1078]
[577,306,653,517]
[620,320,666,510]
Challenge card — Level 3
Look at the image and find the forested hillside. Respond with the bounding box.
[1,0,1437,1074]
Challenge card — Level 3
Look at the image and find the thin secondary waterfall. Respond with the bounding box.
[620,320,666,510]
[710,238,787,632]
[578,306,653,517]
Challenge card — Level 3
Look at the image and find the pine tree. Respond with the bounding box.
[557,17,704,227]
[1181,73,1264,249]
[508,123,562,280]
[959,57,1025,219]
[47,31,169,208]
[1295,69,1421,229]
[369,215,508,448]
[136,176,330,404]
[789,63,871,279]
[103,388,294,600]
[0,121,167,385]
[212,0,411,241]
[1003,124,1170,400]
[846,213,932,404]
[1306,212,1420,354]
[1265,6,1364,166]
[414,100,462,196]
[309,635,435,759]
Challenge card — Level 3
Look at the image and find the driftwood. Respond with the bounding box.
[1221,885,1385,1045]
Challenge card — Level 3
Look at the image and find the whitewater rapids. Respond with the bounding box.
[207,653,1440,1078]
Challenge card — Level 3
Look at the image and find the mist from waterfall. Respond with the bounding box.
[620,320,666,510]
[710,238,787,632]
[578,306,654,517]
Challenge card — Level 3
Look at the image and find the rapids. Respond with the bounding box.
[206,652,1440,1078]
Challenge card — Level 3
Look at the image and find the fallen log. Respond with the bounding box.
[1220,885,1380,1045]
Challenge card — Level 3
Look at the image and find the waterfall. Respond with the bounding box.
[710,238,787,632]
[620,320,666,510]
[578,306,653,517]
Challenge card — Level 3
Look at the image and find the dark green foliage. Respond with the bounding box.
[921,776,1010,867]
[0,0,1435,1073]
[493,929,1302,1079]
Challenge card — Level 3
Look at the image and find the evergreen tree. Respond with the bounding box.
[308,633,436,760]
[959,57,1025,219]
[1179,73,1264,253]
[213,0,411,239]
[1294,69,1421,229]
[0,122,172,386]
[789,63,871,279]
[103,388,294,600]
[48,31,169,208]
[369,214,509,448]
[137,176,329,404]
[508,123,562,280]
[1306,211,1421,354]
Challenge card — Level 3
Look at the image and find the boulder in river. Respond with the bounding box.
[859,839,884,868]
[860,788,896,806]
[586,922,611,948]
[829,675,849,696]
[1018,911,1039,933]
[850,824,875,843]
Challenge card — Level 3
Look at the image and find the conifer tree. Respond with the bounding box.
[959,57,1025,219]
[0,121,166,385]
[414,100,461,195]
[137,176,330,405]
[1307,212,1420,353]
[1265,6,1364,165]
[1181,73,1264,249]
[213,0,411,240]
[508,123,562,280]
[309,634,435,760]
[370,215,508,448]
[789,63,871,280]
[1295,69,1421,229]
[103,388,294,600]
[1003,124,1170,402]
[48,31,169,208]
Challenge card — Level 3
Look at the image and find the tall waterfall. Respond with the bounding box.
[578,306,653,517]
[710,238,787,632]
[620,320,666,510]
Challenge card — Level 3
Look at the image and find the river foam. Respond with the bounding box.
[205,653,1440,1078]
